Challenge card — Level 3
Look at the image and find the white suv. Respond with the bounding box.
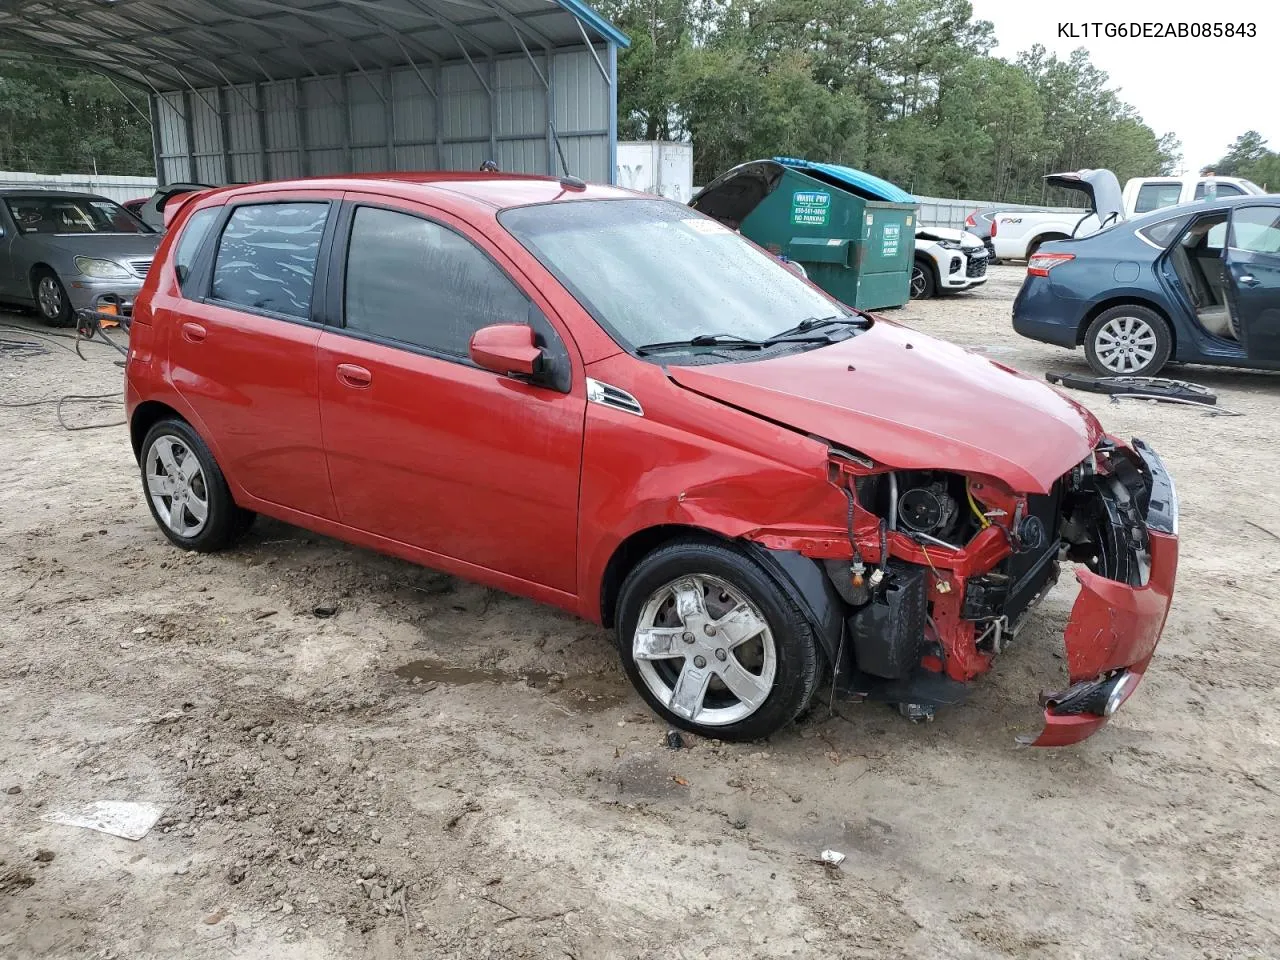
[911,226,989,299]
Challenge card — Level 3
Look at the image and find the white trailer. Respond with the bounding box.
[615,141,694,202]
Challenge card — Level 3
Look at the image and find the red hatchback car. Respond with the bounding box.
[124,173,1178,746]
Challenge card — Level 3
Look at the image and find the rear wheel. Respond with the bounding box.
[1084,306,1172,376]
[615,540,820,741]
[140,418,255,552]
[910,258,936,300]
[32,268,74,327]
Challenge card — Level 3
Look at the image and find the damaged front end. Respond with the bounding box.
[818,437,1177,745]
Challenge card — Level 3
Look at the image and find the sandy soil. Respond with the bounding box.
[1,266,1278,960]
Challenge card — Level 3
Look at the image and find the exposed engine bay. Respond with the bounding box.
[819,437,1169,724]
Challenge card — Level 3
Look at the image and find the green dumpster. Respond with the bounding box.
[690,157,919,310]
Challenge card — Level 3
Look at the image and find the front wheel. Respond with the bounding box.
[32,268,74,327]
[1084,306,1172,376]
[910,258,936,300]
[615,540,820,741]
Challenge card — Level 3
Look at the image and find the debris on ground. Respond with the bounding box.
[43,800,165,841]
[1045,371,1218,405]
[817,849,847,867]
[665,730,684,750]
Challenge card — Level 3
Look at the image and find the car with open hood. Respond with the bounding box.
[124,173,1178,747]
[912,225,988,298]
[1014,194,1280,376]
[0,188,160,325]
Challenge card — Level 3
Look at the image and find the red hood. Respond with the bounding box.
[666,321,1101,494]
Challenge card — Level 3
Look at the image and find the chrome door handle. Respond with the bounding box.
[1239,274,1259,286]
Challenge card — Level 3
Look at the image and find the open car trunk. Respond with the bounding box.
[1044,169,1124,236]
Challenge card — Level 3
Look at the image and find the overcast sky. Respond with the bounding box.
[968,0,1278,173]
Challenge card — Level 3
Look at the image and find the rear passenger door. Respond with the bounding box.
[315,195,585,594]
[165,193,339,519]
[1224,204,1280,362]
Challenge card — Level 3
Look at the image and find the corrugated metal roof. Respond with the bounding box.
[0,0,628,91]
[774,157,916,204]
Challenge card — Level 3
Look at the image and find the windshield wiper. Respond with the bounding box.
[636,332,833,355]
[766,313,870,343]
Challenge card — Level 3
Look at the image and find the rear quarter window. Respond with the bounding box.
[1138,215,1192,247]
[172,207,219,294]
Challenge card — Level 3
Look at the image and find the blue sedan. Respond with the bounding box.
[1012,195,1280,376]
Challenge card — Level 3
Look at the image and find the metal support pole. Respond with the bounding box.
[218,86,236,185]
[254,82,271,181]
[546,50,556,176]
[608,42,618,185]
[487,57,497,166]
[343,72,355,173]
[149,94,167,187]
[434,63,444,168]
[384,69,396,170]
[292,79,310,177]
[181,90,198,183]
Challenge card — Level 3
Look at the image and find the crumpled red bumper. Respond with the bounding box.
[1021,530,1177,746]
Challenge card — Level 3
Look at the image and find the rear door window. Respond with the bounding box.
[342,205,530,359]
[210,202,329,319]
[1134,183,1182,213]
[173,207,219,293]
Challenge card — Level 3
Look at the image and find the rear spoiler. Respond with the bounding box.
[161,188,214,230]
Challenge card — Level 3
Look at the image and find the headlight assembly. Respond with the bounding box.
[74,257,131,279]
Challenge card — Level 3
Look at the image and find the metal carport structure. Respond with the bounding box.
[0,0,629,185]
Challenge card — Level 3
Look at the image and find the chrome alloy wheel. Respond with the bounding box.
[632,574,777,726]
[145,435,209,538]
[37,276,63,319]
[1094,315,1158,373]
[910,264,927,299]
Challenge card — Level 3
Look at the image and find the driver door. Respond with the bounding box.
[1223,204,1280,362]
[316,196,586,594]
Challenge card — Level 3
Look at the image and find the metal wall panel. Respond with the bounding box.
[151,44,616,187]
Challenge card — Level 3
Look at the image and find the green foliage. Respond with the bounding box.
[0,62,153,175]
[600,0,1179,200]
[1213,131,1280,190]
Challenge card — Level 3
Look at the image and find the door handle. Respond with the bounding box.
[180,321,206,343]
[336,363,372,388]
[1239,274,1259,286]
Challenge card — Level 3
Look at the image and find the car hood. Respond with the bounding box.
[666,321,1102,494]
[37,234,161,258]
[916,226,982,248]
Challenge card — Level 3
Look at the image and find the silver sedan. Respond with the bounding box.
[0,189,162,326]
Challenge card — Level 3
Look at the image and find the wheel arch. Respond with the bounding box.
[599,524,845,667]
[1028,232,1071,257]
[1076,296,1177,356]
[28,262,60,294]
[130,399,187,462]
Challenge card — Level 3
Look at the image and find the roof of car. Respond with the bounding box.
[1128,192,1280,226]
[0,188,112,200]
[203,173,638,210]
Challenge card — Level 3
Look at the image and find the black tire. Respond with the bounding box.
[139,417,255,552]
[31,267,74,327]
[1083,305,1172,377]
[910,257,936,300]
[615,539,820,742]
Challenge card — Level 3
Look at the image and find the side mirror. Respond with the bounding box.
[469,323,544,379]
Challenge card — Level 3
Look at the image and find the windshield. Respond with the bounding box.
[498,198,854,353]
[4,196,154,235]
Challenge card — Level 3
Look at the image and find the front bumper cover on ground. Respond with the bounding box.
[1022,441,1178,746]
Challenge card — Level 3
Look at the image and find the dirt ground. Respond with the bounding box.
[1,265,1278,960]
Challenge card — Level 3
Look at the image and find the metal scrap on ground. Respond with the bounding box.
[43,800,165,841]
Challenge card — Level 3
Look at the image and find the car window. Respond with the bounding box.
[1215,184,1245,197]
[1230,206,1280,255]
[3,196,153,235]
[211,202,328,319]
[1206,222,1228,248]
[173,207,219,293]
[343,206,530,359]
[1134,183,1182,213]
[1138,214,1191,247]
